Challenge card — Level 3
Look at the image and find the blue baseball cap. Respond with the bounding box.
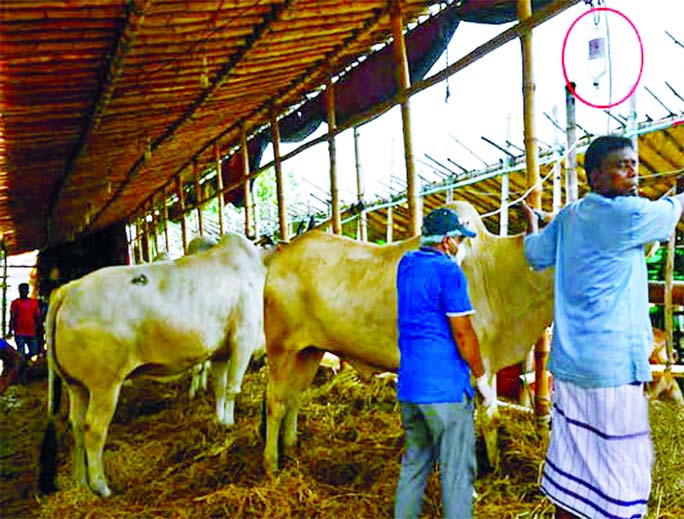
[422,207,476,239]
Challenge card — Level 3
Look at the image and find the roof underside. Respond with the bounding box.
[1,0,681,256]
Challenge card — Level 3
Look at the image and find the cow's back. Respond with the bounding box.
[264,232,418,371]
[265,203,554,375]
[53,233,266,381]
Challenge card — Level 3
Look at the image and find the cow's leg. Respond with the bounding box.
[264,346,299,474]
[188,362,205,400]
[210,360,229,425]
[66,383,88,487]
[479,373,500,468]
[83,384,121,497]
[282,348,324,452]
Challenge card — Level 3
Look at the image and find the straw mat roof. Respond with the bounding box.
[2,0,480,255]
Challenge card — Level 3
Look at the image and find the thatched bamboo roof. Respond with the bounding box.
[1,0,681,256]
[0,0,574,256]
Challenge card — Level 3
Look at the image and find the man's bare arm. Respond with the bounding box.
[449,314,485,378]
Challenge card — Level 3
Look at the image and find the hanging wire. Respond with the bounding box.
[444,34,451,102]
[601,0,615,133]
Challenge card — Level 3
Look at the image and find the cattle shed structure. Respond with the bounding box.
[1,0,682,257]
[2,0,683,417]
[0,1,683,513]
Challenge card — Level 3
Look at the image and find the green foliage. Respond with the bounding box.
[646,244,684,282]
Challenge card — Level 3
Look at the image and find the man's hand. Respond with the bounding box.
[476,374,498,419]
[517,200,553,235]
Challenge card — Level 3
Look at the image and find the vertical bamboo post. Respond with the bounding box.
[176,175,188,254]
[214,145,225,236]
[1,241,7,336]
[390,0,420,237]
[552,106,563,214]
[665,212,675,365]
[135,217,145,263]
[500,173,509,236]
[125,223,134,263]
[518,0,550,426]
[271,109,288,241]
[354,126,367,241]
[193,160,204,236]
[141,215,151,262]
[252,196,260,240]
[148,197,158,259]
[665,177,682,365]
[565,83,578,203]
[162,185,170,253]
[326,80,341,235]
[241,130,253,238]
[500,114,511,237]
[386,206,393,244]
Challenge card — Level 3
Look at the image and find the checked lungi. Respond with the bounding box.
[541,380,654,519]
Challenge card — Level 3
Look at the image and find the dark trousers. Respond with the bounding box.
[15,335,39,360]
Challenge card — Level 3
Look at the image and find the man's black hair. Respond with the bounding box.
[584,135,634,190]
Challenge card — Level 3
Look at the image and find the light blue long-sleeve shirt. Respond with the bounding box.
[524,193,682,388]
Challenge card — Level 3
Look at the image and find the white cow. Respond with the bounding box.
[262,201,555,473]
[39,232,270,497]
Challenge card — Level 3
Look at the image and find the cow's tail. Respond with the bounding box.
[38,286,66,494]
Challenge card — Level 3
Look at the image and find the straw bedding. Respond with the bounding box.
[1,362,682,518]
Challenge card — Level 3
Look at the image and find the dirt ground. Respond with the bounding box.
[1,364,682,519]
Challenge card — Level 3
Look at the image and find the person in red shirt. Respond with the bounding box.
[8,283,42,361]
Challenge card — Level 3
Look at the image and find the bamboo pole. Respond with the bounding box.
[215,145,225,236]
[125,223,133,263]
[500,115,511,237]
[565,83,578,203]
[665,217,675,366]
[176,175,188,253]
[354,126,367,241]
[148,198,158,259]
[135,217,144,263]
[240,130,253,238]
[161,186,170,253]
[1,241,7,336]
[193,160,204,236]
[271,109,288,241]
[326,80,341,235]
[518,0,550,426]
[552,106,563,213]
[386,207,393,244]
[390,0,420,237]
[665,177,683,365]
[252,193,260,240]
[500,173,509,236]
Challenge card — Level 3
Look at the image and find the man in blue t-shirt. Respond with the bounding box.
[394,207,496,519]
[523,135,684,519]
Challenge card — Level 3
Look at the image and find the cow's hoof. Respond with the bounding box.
[263,457,279,477]
[90,481,112,498]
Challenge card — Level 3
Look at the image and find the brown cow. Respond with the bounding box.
[39,233,270,496]
[262,200,555,473]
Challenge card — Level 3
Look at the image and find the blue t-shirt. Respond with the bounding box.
[524,194,682,388]
[396,247,475,403]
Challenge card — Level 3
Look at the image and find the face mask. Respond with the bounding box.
[444,235,465,265]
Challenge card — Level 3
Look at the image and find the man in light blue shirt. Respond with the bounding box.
[523,135,683,519]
